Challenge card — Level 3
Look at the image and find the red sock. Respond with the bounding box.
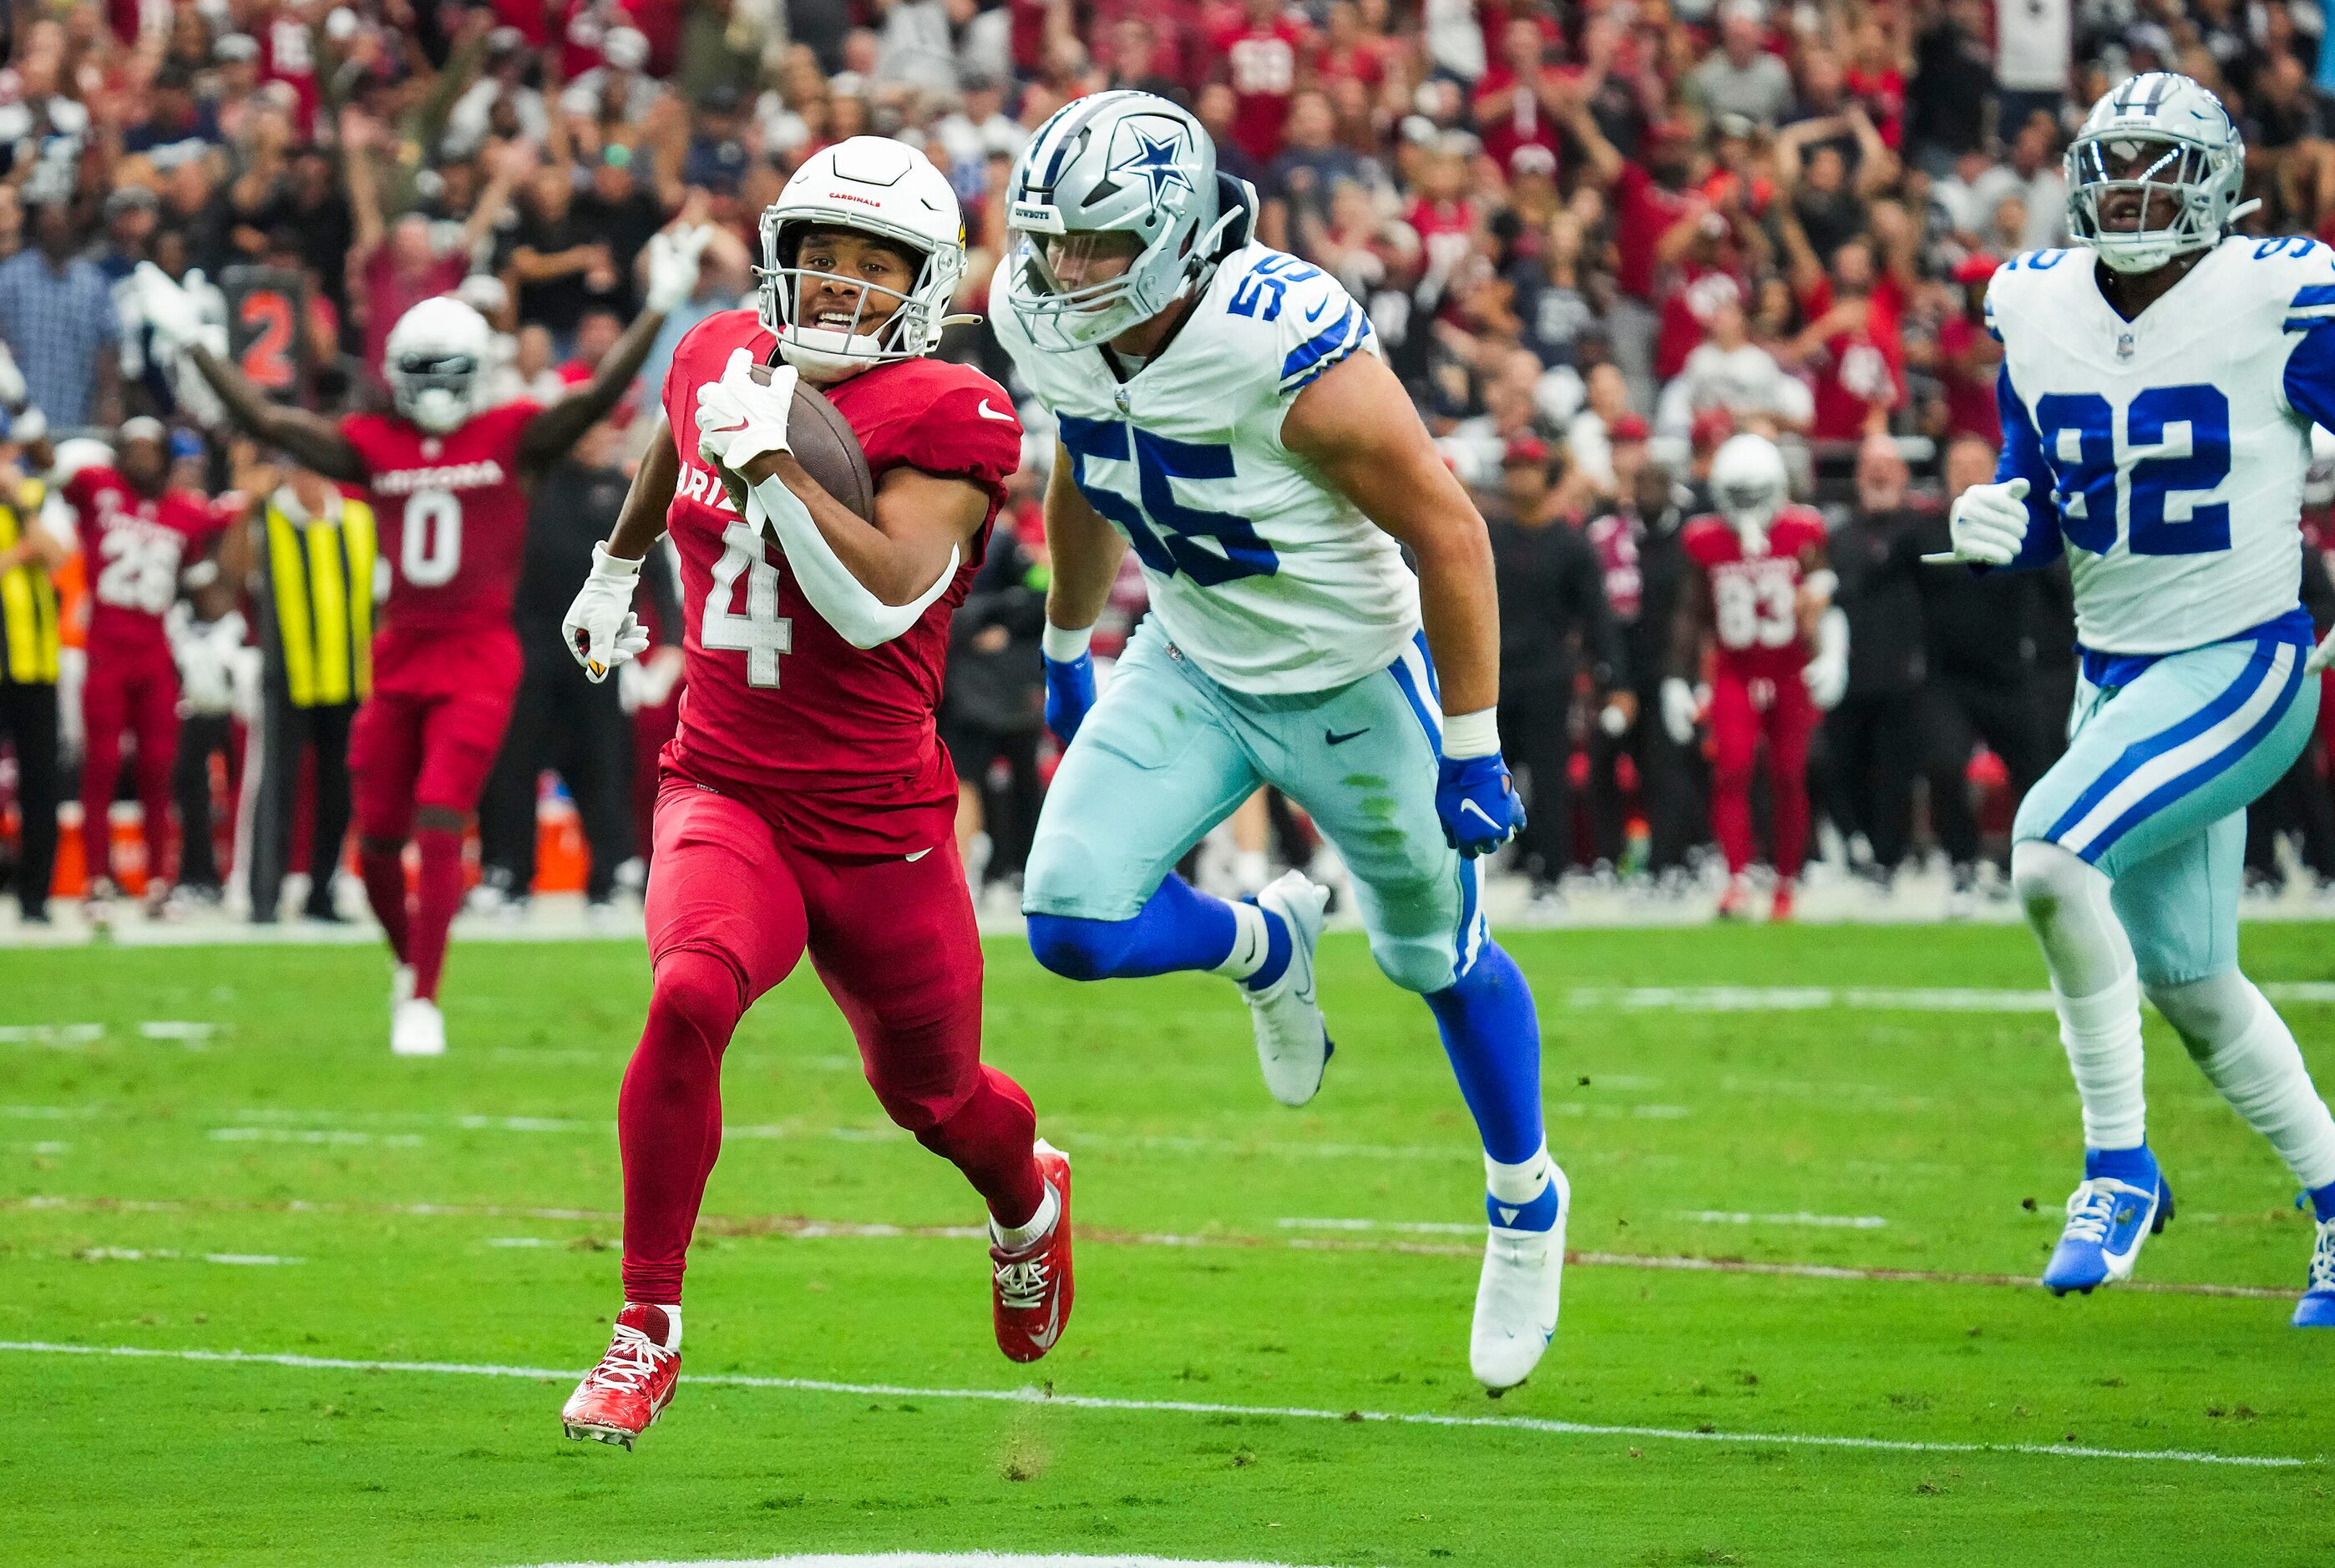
[409,827,465,1001]
[357,843,411,964]
[619,948,744,1304]
[918,1065,1044,1229]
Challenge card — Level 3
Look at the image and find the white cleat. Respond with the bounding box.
[1471,1163,1570,1393]
[1242,870,1333,1107]
[391,996,446,1057]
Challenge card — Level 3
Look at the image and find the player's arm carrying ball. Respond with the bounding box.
[696,346,982,648]
[1279,349,1524,857]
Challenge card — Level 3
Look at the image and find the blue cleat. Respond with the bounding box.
[2042,1152,2172,1297]
[2292,1215,2335,1328]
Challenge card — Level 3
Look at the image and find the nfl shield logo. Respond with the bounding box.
[2115,331,2136,361]
[1114,386,1132,413]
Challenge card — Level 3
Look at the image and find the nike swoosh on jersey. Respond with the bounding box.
[1304,295,1333,322]
[975,399,1016,423]
[905,847,933,862]
[1325,726,1370,746]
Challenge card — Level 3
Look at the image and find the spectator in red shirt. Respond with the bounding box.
[1316,1,1386,91]
[1786,236,1906,443]
[1211,0,1314,165]
[344,114,523,382]
[1472,15,1568,172]
[1935,255,2004,446]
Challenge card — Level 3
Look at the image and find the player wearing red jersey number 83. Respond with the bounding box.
[554,136,1072,1452]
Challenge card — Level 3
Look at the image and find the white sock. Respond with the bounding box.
[1213,900,1272,984]
[1486,1143,1553,1207]
[625,1302,681,1350]
[990,1183,1060,1252]
[2054,967,2148,1151]
[2189,981,2335,1190]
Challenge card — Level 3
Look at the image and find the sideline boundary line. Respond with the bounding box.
[4,1196,2302,1300]
[0,1339,2306,1469]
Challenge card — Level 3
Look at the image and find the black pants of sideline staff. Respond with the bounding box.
[243,683,355,923]
[479,638,634,903]
[0,681,58,919]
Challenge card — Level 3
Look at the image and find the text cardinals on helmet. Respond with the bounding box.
[757,136,969,383]
[385,296,496,433]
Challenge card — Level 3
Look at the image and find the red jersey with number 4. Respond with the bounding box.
[1682,506,1827,684]
[63,467,220,664]
[342,400,541,681]
[659,309,1020,853]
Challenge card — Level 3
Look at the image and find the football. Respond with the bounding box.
[750,359,874,520]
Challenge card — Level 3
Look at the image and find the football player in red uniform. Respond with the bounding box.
[1663,433,1848,922]
[551,138,1070,1449]
[132,231,708,1054]
[62,417,225,922]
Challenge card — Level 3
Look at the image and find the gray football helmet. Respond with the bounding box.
[2065,73,2252,275]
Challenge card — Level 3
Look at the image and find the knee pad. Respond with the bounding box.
[2009,837,2093,923]
[1025,912,1137,982]
[649,946,748,1045]
[2145,969,2255,1059]
[1370,931,1458,996]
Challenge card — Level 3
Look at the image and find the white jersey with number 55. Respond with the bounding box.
[995,241,1421,695]
[1986,235,2335,654]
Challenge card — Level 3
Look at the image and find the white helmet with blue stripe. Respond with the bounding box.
[1003,90,1246,352]
[2065,73,2253,275]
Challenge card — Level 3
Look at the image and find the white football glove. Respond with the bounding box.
[563,543,651,681]
[1803,606,1849,711]
[1660,676,1700,746]
[0,340,26,412]
[1932,477,2032,567]
[644,223,713,315]
[695,349,796,473]
[132,260,205,358]
[2309,626,2335,675]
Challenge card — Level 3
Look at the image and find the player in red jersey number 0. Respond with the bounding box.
[134,230,711,1055]
[553,137,1071,1449]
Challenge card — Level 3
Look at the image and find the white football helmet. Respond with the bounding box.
[757,136,967,385]
[2065,73,2251,275]
[385,296,495,433]
[1710,432,1789,552]
[1003,89,1249,352]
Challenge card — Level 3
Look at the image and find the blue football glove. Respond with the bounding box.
[1437,752,1526,858]
[1044,650,1097,744]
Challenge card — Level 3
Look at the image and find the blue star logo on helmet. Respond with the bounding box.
[1110,127,1193,209]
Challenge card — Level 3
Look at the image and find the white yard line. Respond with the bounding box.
[1564,984,2335,1013]
[0,1338,2304,1469]
[3,1195,2299,1301]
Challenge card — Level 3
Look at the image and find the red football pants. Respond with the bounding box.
[347,659,519,999]
[80,651,179,888]
[1709,666,1816,880]
[619,768,1044,1305]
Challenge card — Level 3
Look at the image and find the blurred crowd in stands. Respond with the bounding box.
[3,0,2335,931]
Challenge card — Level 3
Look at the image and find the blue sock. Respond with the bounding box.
[2084,1145,2157,1186]
[1422,942,1544,1166]
[1027,875,1274,982]
[2308,1181,2335,1225]
[1243,894,1291,992]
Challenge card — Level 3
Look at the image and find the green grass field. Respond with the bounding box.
[6,922,2335,1566]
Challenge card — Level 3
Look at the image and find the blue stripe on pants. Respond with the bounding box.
[2046,633,2277,845]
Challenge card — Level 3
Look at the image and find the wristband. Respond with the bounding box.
[592,543,645,578]
[1442,707,1500,758]
[1041,621,1095,663]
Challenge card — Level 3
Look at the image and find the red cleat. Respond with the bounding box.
[1769,878,1797,923]
[992,1139,1074,1363]
[1715,875,1751,921]
[561,1303,681,1449]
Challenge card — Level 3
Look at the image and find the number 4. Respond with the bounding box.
[704,520,792,686]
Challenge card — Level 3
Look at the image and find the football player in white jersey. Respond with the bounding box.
[1936,73,2335,1323]
[993,91,1566,1391]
